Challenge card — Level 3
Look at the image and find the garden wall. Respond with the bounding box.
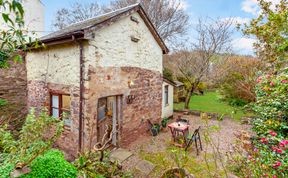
[0,62,28,133]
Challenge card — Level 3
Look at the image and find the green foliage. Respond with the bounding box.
[253,71,288,121]
[163,68,174,81]
[21,149,77,178]
[0,109,64,176]
[161,117,170,128]
[0,99,8,107]
[242,0,288,68]
[0,0,40,68]
[74,151,131,178]
[197,82,206,92]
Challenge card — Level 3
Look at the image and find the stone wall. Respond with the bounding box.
[0,62,27,133]
[27,81,80,160]
[84,66,162,148]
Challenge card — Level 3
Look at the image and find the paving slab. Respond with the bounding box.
[135,160,155,176]
[110,148,133,163]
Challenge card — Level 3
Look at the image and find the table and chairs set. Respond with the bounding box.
[167,116,203,155]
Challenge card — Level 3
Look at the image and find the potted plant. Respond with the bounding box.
[150,123,160,136]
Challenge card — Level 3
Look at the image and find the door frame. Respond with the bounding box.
[96,95,123,146]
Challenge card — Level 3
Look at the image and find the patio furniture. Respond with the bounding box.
[185,126,203,155]
[176,116,190,125]
[168,121,189,147]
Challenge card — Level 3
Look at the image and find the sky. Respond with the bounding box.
[40,0,281,55]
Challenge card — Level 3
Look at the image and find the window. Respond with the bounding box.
[50,93,71,119]
[97,97,107,121]
[164,85,169,105]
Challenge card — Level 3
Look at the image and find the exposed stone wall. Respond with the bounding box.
[27,81,80,160]
[86,12,163,74]
[0,62,27,132]
[84,66,162,149]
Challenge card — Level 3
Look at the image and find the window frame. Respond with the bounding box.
[50,92,71,119]
[164,85,169,105]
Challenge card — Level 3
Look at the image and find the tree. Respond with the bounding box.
[0,0,37,68]
[107,0,189,43]
[242,0,288,69]
[52,0,189,44]
[213,55,264,104]
[175,18,233,109]
[52,2,103,30]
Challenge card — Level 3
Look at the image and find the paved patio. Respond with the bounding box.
[118,112,252,177]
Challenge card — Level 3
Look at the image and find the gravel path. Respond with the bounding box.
[120,112,252,177]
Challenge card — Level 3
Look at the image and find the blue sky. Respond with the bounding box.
[40,0,279,55]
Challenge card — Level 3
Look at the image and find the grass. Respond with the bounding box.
[174,91,253,121]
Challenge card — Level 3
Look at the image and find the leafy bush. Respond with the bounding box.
[0,99,8,107]
[214,56,264,103]
[253,71,288,121]
[74,151,131,178]
[0,109,64,177]
[21,149,77,178]
[163,67,174,81]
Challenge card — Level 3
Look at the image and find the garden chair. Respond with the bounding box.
[176,116,189,125]
[185,126,202,155]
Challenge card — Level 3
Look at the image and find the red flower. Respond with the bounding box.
[269,131,277,136]
[270,82,275,86]
[279,140,288,147]
[272,175,277,178]
[276,148,283,154]
[261,137,268,144]
[254,148,258,152]
[273,161,281,169]
[266,74,270,79]
[281,79,288,83]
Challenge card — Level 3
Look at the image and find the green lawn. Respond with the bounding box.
[174,91,253,120]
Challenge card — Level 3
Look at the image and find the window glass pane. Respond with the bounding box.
[52,108,59,118]
[52,95,59,108]
[98,97,107,120]
[98,106,106,120]
[62,95,71,110]
[165,85,169,104]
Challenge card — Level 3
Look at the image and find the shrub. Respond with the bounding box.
[214,56,264,103]
[0,109,64,176]
[253,71,288,121]
[0,99,8,107]
[163,68,174,81]
[21,149,77,178]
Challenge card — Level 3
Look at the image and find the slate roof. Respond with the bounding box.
[40,3,168,53]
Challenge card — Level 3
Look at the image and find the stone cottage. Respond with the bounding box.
[26,3,169,158]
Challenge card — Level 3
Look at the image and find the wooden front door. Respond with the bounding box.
[97,96,122,146]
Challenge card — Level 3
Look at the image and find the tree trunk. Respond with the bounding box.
[184,88,193,109]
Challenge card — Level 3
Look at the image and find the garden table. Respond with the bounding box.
[167,121,189,147]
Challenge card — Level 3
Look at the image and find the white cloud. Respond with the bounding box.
[232,37,256,54]
[241,0,281,15]
[221,17,251,26]
[241,0,259,15]
[168,0,189,10]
